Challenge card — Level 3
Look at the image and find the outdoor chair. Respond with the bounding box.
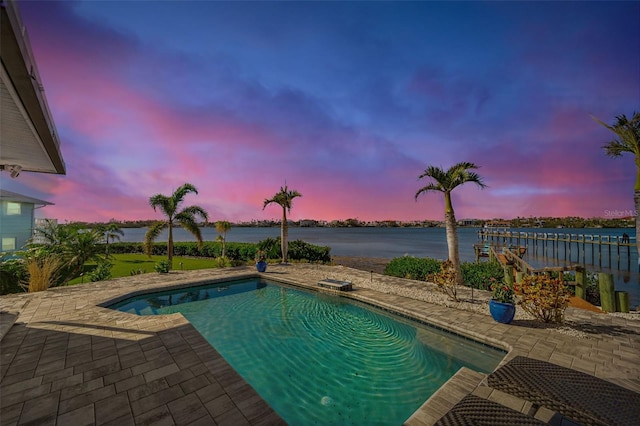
[433,394,546,425]
[487,355,640,426]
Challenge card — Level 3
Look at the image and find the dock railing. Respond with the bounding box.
[478,229,635,269]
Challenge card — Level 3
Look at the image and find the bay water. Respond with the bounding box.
[120,226,639,308]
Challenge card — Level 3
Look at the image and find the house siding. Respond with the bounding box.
[0,200,35,251]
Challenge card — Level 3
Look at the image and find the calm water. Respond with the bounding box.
[111,278,505,425]
[120,226,640,308]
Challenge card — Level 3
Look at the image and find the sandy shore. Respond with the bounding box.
[331,255,390,274]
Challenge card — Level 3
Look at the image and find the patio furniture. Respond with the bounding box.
[434,394,546,425]
[487,356,640,426]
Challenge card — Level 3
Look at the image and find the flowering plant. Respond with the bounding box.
[515,274,571,323]
[255,250,267,263]
[490,278,515,304]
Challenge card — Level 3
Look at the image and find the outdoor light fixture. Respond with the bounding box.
[1,165,23,178]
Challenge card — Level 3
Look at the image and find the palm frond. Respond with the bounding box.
[415,183,444,200]
[144,222,167,256]
[594,112,640,158]
[263,186,302,211]
[179,217,204,247]
[180,205,209,222]
[149,194,172,215]
[173,183,198,201]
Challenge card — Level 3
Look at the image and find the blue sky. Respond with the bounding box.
[6,0,639,222]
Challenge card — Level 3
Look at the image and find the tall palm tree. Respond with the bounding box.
[215,220,232,258]
[415,162,487,285]
[263,185,302,263]
[594,112,640,256]
[144,183,209,269]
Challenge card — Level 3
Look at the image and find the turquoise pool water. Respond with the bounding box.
[111,279,505,425]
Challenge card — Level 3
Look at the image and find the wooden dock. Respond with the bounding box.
[478,229,636,269]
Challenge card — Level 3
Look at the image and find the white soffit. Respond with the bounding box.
[0,59,57,173]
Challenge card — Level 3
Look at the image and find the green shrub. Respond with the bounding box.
[154,260,170,273]
[563,271,601,306]
[97,240,329,264]
[212,257,232,268]
[383,256,442,280]
[461,261,504,290]
[288,240,331,263]
[255,238,331,263]
[89,261,112,282]
[256,238,279,259]
[0,257,27,295]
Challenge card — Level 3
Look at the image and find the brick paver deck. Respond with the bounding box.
[1,265,639,425]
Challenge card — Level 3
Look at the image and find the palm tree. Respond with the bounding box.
[415,162,487,285]
[215,221,232,258]
[144,183,209,269]
[263,185,302,263]
[594,112,640,256]
[101,221,124,257]
[30,221,104,285]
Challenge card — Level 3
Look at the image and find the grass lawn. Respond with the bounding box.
[68,254,227,285]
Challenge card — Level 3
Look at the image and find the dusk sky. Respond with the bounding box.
[5,1,640,223]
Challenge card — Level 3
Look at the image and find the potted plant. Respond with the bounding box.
[255,250,268,272]
[489,277,516,324]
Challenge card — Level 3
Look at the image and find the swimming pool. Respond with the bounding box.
[110,278,505,425]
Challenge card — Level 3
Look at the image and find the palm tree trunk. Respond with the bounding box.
[168,223,174,269]
[281,208,288,263]
[444,192,463,285]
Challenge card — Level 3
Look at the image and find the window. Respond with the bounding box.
[2,238,16,251]
[6,202,21,215]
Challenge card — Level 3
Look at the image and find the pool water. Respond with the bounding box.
[111,279,505,425]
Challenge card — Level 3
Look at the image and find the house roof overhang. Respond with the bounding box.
[1,0,66,175]
[0,188,53,206]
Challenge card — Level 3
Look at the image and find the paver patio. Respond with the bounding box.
[1,264,639,425]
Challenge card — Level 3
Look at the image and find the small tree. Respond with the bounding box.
[263,185,302,263]
[100,221,124,257]
[215,221,232,258]
[144,183,209,269]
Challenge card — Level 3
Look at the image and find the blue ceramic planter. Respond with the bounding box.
[256,261,268,272]
[489,299,516,324]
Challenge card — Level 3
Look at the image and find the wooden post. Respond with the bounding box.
[598,272,616,313]
[504,265,514,287]
[515,271,523,283]
[574,267,586,300]
[615,291,630,313]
